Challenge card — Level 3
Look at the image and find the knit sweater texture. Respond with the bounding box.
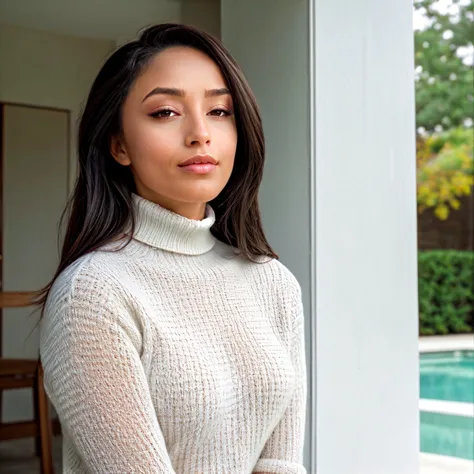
[40,194,307,474]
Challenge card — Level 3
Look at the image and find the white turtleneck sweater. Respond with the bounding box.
[40,194,307,474]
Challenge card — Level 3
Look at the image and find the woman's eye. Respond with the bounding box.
[209,108,232,117]
[150,108,232,119]
[150,109,176,119]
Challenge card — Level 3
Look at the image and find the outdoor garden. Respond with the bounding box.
[414,0,473,337]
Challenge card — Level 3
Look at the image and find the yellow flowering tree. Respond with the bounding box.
[417,127,473,220]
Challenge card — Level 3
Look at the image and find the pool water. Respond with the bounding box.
[420,350,474,461]
[420,411,474,460]
[420,351,474,403]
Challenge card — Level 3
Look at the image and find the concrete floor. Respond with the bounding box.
[420,453,474,474]
[0,436,62,474]
[419,334,474,353]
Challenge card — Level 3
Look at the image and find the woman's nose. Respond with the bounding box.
[185,117,211,147]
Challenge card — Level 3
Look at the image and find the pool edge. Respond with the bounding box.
[420,335,474,353]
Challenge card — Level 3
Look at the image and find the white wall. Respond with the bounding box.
[223,0,419,472]
[221,0,312,469]
[0,23,115,187]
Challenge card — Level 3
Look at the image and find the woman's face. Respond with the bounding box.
[111,46,237,220]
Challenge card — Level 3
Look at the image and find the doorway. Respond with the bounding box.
[0,103,69,423]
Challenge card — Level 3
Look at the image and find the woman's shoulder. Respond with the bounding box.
[244,255,302,305]
[254,255,300,287]
[214,241,300,290]
[45,251,125,313]
[243,257,303,334]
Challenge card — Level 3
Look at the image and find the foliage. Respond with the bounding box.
[417,127,473,219]
[418,250,474,335]
[414,0,474,133]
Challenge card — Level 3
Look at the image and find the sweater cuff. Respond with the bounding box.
[253,459,307,474]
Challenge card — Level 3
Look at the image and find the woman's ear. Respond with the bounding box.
[110,135,131,166]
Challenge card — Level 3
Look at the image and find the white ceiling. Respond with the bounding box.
[0,0,182,41]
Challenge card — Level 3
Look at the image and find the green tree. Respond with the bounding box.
[417,127,473,219]
[414,0,474,133]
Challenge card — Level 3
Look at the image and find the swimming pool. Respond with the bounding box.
[420,351,474,403]
[420,350,474,460]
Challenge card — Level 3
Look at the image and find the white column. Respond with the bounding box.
[310,0,419,472]
[221,0,419,471]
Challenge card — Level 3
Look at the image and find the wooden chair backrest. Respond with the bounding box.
[0,291,35,309]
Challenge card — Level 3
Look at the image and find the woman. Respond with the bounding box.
[39,23,307,474]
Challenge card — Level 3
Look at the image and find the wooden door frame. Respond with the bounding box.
[0,102,4,359]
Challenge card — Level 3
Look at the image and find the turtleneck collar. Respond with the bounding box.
[131,193,216,255]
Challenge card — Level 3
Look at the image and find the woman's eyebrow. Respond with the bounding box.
[205,88,231,98]
[142,87,231,102]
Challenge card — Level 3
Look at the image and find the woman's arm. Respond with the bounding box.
[40,264,176,473]
[253,297,308,474]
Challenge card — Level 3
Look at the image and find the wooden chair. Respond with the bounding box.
[0,291,55,474]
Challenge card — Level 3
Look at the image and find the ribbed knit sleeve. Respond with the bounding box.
[253,297,308,474]
[40,259,176,473]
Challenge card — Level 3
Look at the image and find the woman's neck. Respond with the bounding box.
[133,190,207,221]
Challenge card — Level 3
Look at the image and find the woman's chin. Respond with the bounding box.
[176,182,227,205]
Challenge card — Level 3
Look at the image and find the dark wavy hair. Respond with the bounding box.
[35,23,277,314]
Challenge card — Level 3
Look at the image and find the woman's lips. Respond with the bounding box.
[178,154,218,174]
[178,163,217,174]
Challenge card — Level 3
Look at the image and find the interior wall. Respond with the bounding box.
[2,104,69,422]
[180,0,221,38]
[114,1,220,46]
[0,23,115,188]
[0,22,113,422]
[0,0,181,43]
[222,0,419,472]
[221,0,311,469]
